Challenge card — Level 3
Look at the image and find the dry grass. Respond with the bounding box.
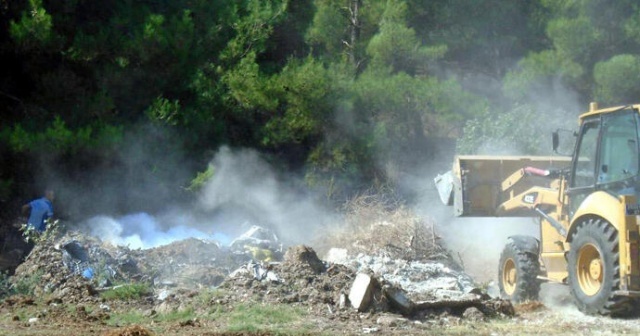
[316,190,447,261]
[514,300,547,314]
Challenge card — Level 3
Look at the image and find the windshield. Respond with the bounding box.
[597,109,639,193]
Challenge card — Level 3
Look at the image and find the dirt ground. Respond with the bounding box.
[2,291,640,336]
[2,244,640,336]
[3,200,640,336]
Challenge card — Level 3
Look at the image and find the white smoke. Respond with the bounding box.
[198,146,333,245]
[81,146,332,249]
[85,213,213,249]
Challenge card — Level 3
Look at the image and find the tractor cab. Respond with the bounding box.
[568,104,640,214]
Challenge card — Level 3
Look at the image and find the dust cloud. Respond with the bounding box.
[403,77,584,283]
[409,161,539,283]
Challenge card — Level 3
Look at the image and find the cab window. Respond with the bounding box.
[572,121,599,188]
[597,111,638,184]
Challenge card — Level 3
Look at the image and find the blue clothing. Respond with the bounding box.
[27,197,53,232]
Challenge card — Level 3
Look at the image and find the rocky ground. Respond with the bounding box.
[1,204,640,335]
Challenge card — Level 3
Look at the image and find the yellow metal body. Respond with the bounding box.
[569,193,640,291]
[437,103,640,294]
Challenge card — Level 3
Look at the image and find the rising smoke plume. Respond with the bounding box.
[82,146,334,249]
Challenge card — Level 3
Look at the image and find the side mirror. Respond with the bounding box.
[553,129,578,156]
[552,131,559,153]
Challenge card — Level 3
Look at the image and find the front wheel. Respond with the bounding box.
[498,239,540,302]
[567,218,633,316]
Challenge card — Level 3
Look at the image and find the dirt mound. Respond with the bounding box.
[282,245,325,274]
[218,245,355,308]
[143,238,232,287]
[102,325,155,336]
[12,237,98,303]
[144,238,223,265]
[9,232,240,304]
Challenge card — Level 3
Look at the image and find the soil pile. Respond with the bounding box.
[6,211,514,331]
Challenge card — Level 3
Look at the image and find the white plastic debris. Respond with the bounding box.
[349,273,375,311]
[157,289,171,301]
[362,327,379,334]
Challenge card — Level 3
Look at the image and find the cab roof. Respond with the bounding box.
[579,103,640,120]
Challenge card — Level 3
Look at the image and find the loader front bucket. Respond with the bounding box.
[435,155,571,217]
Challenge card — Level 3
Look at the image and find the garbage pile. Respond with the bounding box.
[215,245,514,321]
[12,235,100,303]
[8,221,513,323]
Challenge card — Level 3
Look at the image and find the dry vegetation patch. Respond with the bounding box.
[316,192,446,261]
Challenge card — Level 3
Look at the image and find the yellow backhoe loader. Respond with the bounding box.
[435,103,640,316]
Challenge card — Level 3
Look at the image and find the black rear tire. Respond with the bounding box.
[568,218,634,316]
[498,239,540,302]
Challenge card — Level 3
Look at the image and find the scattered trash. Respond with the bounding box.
[349,273,376,312]
[230,225,282,260]
[157,289,171,301]
[7,221,513,325]
[82,267,94,279]
[362,327,379,334]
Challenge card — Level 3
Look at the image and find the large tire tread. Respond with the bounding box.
[498,239,540,302]
[568,218,634,316]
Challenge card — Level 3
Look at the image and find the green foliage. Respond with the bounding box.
[305,141,365,201]
[11,270,44,296]
[409,0,549,79]
[146,97,182,126]
[534,0,639,100]
[6,118,123,154]
[192,288,227,307]
[354,70,427,153]
[306,0,385,66]
[9,0,56,50]
[154,307,196,322]
[223,52,276,111]
[100,283,152,301]
[221,0,288,63]
[624,9,640,43]
[503,50,583,101]
[366,0,446,74]
[593,54,640,104]
[20,218,60,244]
[353,68,485,152]
[0,271,12,299]
[262,57,335,145]
[305,1,347,57]
[547,16,598,64]
[187,164,215,192]
[106,310,147,327]
[457,103,575,155]
[226,303,307,333]
[5,0,640,213]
